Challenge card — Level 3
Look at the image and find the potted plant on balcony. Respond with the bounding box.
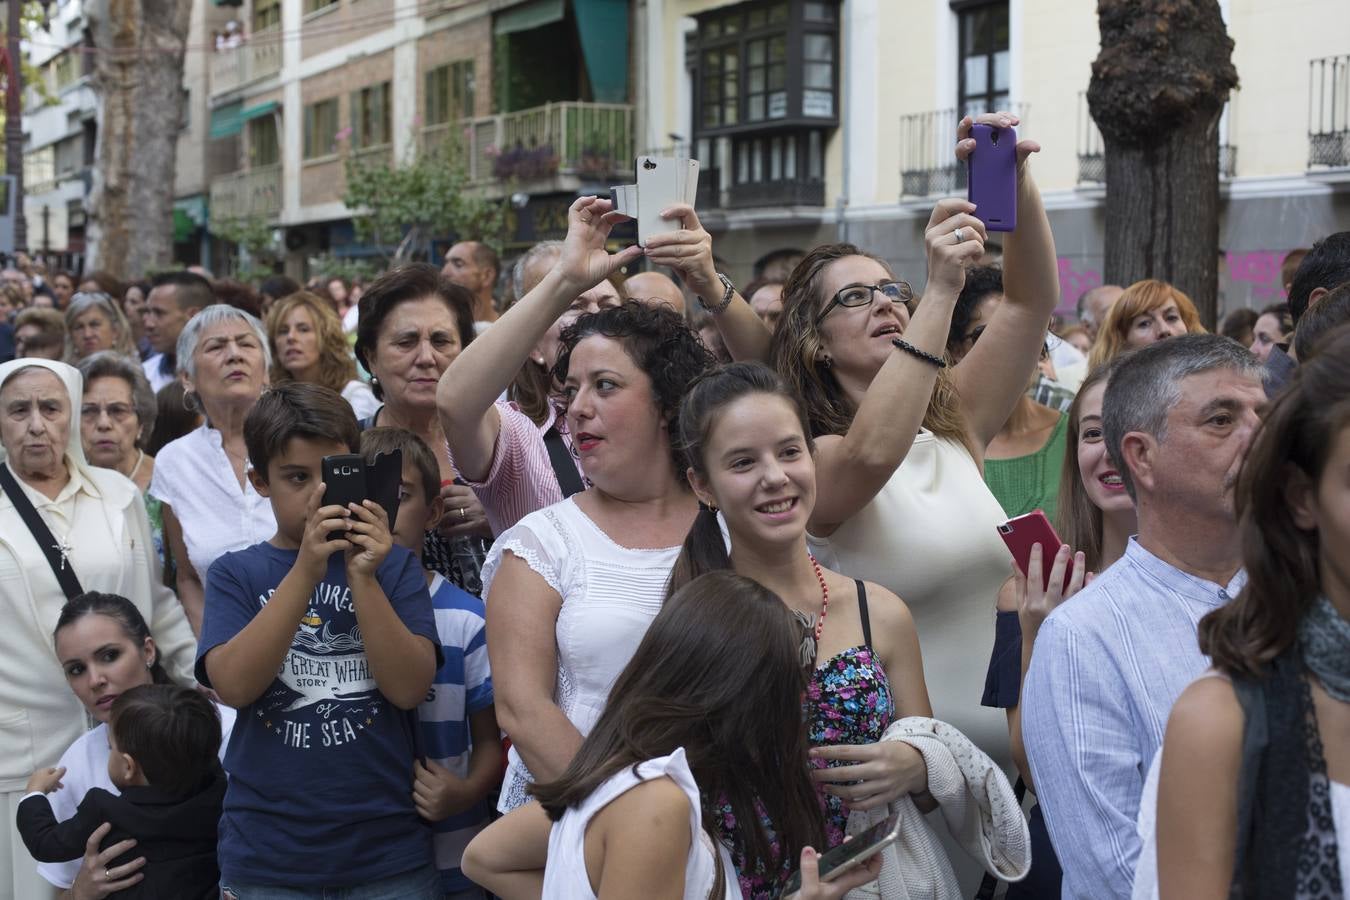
[492,141,559,181]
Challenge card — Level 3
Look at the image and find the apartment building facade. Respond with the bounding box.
[643,0,1350,316]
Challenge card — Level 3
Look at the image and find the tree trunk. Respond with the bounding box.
[1088,0,1238,329]
[85,0,191,279]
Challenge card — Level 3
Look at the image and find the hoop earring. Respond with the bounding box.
[182,390,199,413]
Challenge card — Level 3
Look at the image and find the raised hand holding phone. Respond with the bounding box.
[955,111,1042,233]
[343,499,393,580]
[298,480,353,582]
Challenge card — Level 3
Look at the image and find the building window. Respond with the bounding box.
[52,52,79,92]
[303,98,339,159]
[425,60,475,126]
[250,116,280,167]
[254,0,281,31]
[303,0,338,15]
[693,0,839,138]
[351,82,392,148]
[956,1,1009,117]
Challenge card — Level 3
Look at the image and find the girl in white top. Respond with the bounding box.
[464,572,882,900]
[1144,330,1350,899]
[482,231,715,810]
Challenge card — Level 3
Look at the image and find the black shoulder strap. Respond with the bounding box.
[854,579,873,650]
[0,462,85,600]
[544,426,585,498]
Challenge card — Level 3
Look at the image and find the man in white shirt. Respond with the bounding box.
[142,271,211,393]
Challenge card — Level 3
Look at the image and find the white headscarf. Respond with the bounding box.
[0,357,94,478]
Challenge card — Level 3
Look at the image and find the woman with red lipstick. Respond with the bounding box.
[264,291,379,419]
[482,299,713,816]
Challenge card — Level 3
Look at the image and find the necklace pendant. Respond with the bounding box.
[53,538,72,571]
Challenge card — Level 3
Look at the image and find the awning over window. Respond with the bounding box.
[208,100,278,139]
[573,0,629,103]
[494,0,564,36]
[173,195,208,242]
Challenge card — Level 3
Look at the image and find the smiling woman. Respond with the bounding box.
[0,359,196,899]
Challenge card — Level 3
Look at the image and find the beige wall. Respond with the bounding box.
[302,0,393,60]
[415,14,494,119]
[298,50,395,206]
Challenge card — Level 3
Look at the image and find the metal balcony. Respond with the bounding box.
[210,26,283,98]
[209,164,283,221]
[1309,55,1350,168]
[1077,92,1238,184]
[899,105,1030,198]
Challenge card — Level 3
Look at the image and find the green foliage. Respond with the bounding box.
[341,130,510,265]
[210,213,279,283]
[305,253,377,284]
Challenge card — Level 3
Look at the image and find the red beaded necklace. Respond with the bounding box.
[809,553,830,642]
[794,554,831,666]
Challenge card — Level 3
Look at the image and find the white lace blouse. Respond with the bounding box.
[482,497,681,812]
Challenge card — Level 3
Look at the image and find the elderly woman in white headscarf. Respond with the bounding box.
[0,358,196,899]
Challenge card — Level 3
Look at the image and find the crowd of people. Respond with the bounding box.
[0,111,1347,900]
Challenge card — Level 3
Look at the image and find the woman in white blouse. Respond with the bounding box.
[264,291,379,419]
[151,305,275,635]
[0,358,196,900]
[485,196,713,812]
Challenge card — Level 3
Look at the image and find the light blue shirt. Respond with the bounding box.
[1021,537,1244,900]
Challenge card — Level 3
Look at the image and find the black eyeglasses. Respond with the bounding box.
[815,281,914,325]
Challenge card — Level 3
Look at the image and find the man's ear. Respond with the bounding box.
[1119,431,1158,496]
[1284,465,1318,531]
[248,467,270,497]
[1307,286,1329,313]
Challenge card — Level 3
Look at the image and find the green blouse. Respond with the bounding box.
[984,412,1070,521]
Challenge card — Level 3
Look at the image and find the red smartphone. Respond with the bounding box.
[997,510,1072,591]
[967,123,1017,232]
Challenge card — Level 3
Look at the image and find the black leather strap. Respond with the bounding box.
[854,579,873,650]
[0,462,84,600]
[544,426,585,499]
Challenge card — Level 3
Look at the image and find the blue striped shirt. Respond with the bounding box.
[1021,538,1244,900]
[419,573,494,894]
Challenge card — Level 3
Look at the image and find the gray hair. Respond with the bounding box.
[510,241,563,303]
[77,350,158,448]
[175,303,271,379]
[64,291,138,361]
[1102,334,1265,500]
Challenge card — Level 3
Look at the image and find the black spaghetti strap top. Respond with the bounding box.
[854,579,873,649]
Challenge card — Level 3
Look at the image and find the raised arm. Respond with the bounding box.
[951,112,1059,454]
[643,204,773,362]
[809,200,987,531]
[438,197,642,481]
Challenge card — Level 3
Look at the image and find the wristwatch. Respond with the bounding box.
[697,273,736,314]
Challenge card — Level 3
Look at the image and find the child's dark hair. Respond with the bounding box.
[553,300,715,480]
[54,593,172,686]
[668,363,813,596]
[531,571,824,878]
[109,684,221,797]
[244,382,360,483]
[359,426,439,505]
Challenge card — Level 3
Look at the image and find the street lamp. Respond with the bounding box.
[2,0,56,253]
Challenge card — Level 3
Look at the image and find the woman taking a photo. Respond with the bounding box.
[150,304,275,634]
[463,571,880,900]
[1145,325,1350,898]
[0,359,195,898]
[265,290,378,418]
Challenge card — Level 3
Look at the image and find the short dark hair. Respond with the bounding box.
[244,382,360,483]
[1219,307,1258,342]
[359,426,439,505]
[258,275,301,303]
[468,241,500,279]
[1294,281,1350,362]
[109,684,220,797]
[353,264,477,400]
[1287,231,1350,326]
[150,270,214,313]
[948,265,1005,351]
[212,279,263,318]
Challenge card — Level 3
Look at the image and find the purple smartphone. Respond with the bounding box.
[967,123,1017,232]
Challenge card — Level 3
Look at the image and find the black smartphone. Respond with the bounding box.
[362,448,403,531]
[780,809,900,895]
[321,454,365,540]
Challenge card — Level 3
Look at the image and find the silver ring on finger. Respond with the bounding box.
[458,507,466,519]
[953,227,965,244]
[105,868,112,882]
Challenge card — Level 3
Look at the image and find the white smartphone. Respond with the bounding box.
[780,809,900,894]
[635,156,684,246]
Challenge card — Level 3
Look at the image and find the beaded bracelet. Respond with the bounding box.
[891,337,947,368]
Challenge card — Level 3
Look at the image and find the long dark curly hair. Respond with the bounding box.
[553,300,715,483]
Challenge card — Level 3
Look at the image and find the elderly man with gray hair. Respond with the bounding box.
[1019,334,1266,900]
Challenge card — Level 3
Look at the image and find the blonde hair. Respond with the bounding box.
[1087,279,1206,369]
[265,291,357,394]
[769,243,973,455]
[63,292,138,362]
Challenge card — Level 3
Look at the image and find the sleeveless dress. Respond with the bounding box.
[543,749,741,899]
[717,583,896,900]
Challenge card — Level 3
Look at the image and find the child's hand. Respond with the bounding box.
[344,499,392,580]
[297,482,353,582]
[27,766,65,794]
[412,759,479,822]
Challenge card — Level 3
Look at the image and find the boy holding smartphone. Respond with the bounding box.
[361,426,501,899]
[197,382,442,899]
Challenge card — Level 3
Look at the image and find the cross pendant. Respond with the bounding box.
[52,539,72,571]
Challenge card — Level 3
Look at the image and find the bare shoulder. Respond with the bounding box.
[1164,674,1244,759]
[858,581,917,635]
[591,775,692,850]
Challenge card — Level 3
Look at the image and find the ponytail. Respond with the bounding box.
[667,504,732,597]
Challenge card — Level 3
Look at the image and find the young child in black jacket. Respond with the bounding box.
[18,683,225,900]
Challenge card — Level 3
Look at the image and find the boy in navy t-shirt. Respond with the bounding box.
[197,383,442,899]
[360,427,501,898]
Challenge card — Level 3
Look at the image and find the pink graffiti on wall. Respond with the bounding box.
[1056,257,1102,316]
[1226,250,1291,303]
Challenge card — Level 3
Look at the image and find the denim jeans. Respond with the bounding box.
[220,863,441,900]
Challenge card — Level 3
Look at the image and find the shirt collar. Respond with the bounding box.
[16,458,95,508]
[1124,536,1246,607]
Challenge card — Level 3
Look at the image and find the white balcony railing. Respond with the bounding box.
[209,164,283,221]
[210,26,283,97]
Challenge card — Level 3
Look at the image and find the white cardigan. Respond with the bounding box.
[0,464,197,793]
